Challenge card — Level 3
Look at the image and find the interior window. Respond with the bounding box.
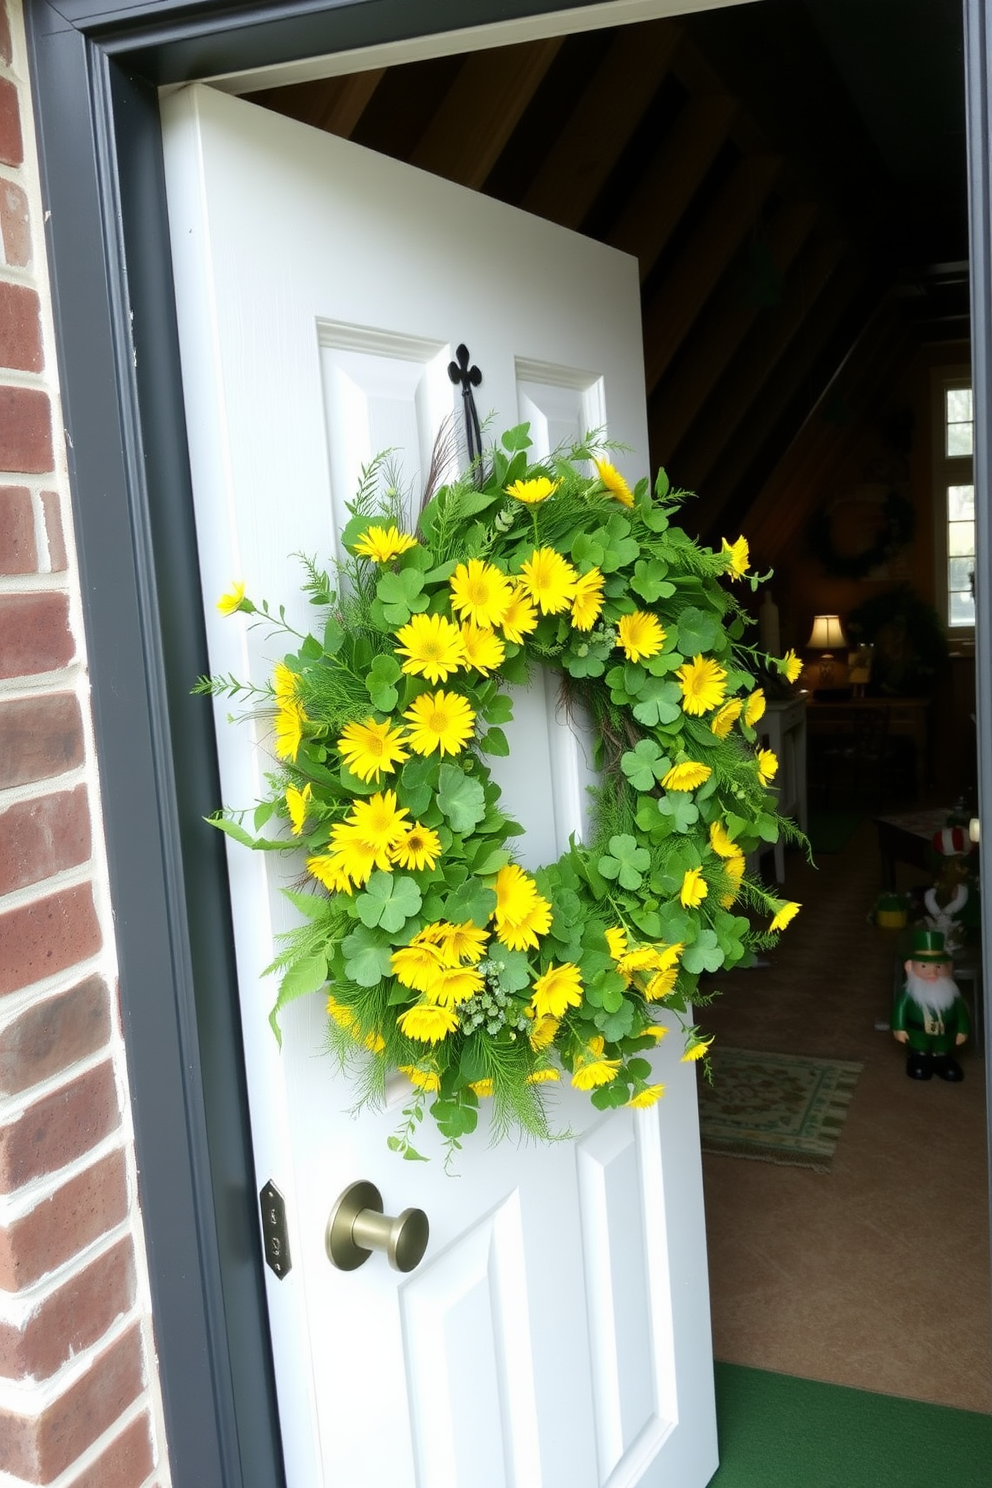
[938,378,975,632]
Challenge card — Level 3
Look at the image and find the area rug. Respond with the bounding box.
[699,1048,862,1172]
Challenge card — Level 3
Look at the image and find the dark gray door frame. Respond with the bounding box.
[21,2,992,1485]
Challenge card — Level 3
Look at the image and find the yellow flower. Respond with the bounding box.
[435,921,489,965]
[636,1024,668,1042]
[325,825,390,883]
[593,457,635,508]
[390,823,442,872]
[770,900,801,933]
[676,654,728,715]
[353,524,418,563]
[680,866,708,908]
[273,662,298,703]
[399,1063,441,1092]
[459,621,505,675]
[327,995,384,1053]
[285,783,312,835]
[336,717,409,782]
[506,476,559,504]
[720,850,746,908]
[660,760,712,792]
[744,689,766,726]
[570,568,606,631]
[449,559,515,629]
[403,690,476,756]
[469,1078,495,1097]
[628,1084,665,1108]
[616,610,665,663]
[710,698,743,738]
[526,1067,560,1084]
[326,993,354,1029]
[428,966,485,1006]
[394,612,466,685]
[307,852,356,895]
[346,790,410,853]
[605,926,628,960]
[519,547,579,614]
[274,700,307,762]
[493,864,552,951]
[645,967,678,1000]
[756,748,779,784]
[216,580,252,616]
[780,649,802,684]
[528,1014,560,1050]
[709,820,737,858]
[571,1036,621,1090]
[721,535,750,579]
[391,941,447,992]
[617,945,677,976]
[682,1036,713,1063]
[498,584,539,643]
[531,962,583,1019]
[397,1001,459,1043]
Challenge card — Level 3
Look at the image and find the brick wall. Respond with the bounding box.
[0,4,171,1484]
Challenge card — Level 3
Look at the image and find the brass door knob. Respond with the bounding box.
[326,1180,429,1273]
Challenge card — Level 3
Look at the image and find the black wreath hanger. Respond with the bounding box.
[448,343,485,486]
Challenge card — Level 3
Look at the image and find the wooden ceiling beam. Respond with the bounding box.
[519,20,681,229]
[649,198,819,461]
[672,233,847,491]
[252,71,385,138]
[608,90,738,277]
[641,152,782,394]
[410,39,563,189]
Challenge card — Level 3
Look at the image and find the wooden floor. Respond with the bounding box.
[699,818,992,1413]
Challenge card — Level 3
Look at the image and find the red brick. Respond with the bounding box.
[0,693,84,788]
[0,483,35,572]
[0,882,102,998]
[0,1236,135,1381]
[0,385,52,471]
[0,592,73,678]
[0,283,42,371]
[0,77,21,168]
[0,1322,145,1481]
[0,786,91,896]
[0,4,12,66]
[0,1149,128,1290]
[0,179,31,268]
[68,1410,155,1488]
[0,975,110,1097]
[0,1060,118,1194]
[41,491,67,570]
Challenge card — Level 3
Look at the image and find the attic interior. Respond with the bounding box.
[248,0,989,1408]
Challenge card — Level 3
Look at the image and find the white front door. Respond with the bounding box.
[162,82,717,1488]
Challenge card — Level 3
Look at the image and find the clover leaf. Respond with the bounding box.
[677,606,720,655]
[443,877,497,927]
[681,929,725,975]
[367,653,401,711]
[597,834,651,890]
[657,791,699,833]
[632,677,683,727]
[355,872,423,933]
[437,764,487,832]
[631,558,675,603]
[620,739,670,793]
[376,569,429,626]
[342,924,394,986]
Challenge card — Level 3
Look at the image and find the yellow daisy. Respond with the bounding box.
[743,689,766,726]
[530,962,583,1019]
[616,610,665,663]
[719,850,746,908]
[505,476,560,504]
[403,690,476,757]
[528,1014,560,1050]
[325,825,390,882]
[216,580,251,616]
[769,900,801,933]
[571,1036,621,1090]
[519,547,579,614]
[336,717,409,782]
[274,700,307,762]
[469,1078,495,1097]
[636,1024,668,1042]
[628,1084,665,1108]
[676,654,727,715]
[459,621,506,675]
[498,584,539,644]
[391,941,447,993]
[756,748,779,784]
[681,1036,713,1063]
[394,612,466,685]
[397,1002,459,1043]
[570,568,606,631]
[346,789,410,853]
[307,851,357,895]
[660,760,712,792]
[285,783,312,835]
[680,866,708,908]
[272,662,298,703]
[449,559,515,629]
[428,966,485,1006]
[493,864,553,951]
[780,649,803,684]
[399,1063,441,1092]
[710,698,743,738]
[390,822,442,872]
[605,926,628,961]
[709,820,737,858]
[353,524,418,563]
[435,921,489,965]
[720,535,750,579]
[645,967,678,1000]
[526,1067,560,1084]
[593,457,635,508]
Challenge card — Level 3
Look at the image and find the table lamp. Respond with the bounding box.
[807,613,847,686]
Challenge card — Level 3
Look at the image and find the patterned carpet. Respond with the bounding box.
[699,1048,862,1172]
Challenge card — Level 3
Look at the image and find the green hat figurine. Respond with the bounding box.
[907,927,952,963]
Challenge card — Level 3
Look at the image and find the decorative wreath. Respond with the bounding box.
[201,428,803,1163]
[808,490,916,580]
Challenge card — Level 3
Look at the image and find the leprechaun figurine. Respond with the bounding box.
[891,928,970,1082]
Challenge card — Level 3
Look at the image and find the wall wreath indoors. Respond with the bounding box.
[200,429,803,1163]
[807,489,916,580]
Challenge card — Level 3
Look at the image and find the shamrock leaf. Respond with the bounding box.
[571,531,606,569]
[632,677,683,727]
[597,834,651,890]
[486,946,532,992]
[342,924,394,987]
[443,877,497,927]
[620,739,670,793]
[367,653,402,711]
[400,754,439,816]
[376,569,429,626]
[677,606,719,656]
[657,791,699,833]
[437,763,487,832]
[681,929,725,975]
[355,871,423,933]
[630,558,675,603]
[635,797,674,841]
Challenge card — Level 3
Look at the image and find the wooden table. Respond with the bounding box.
[806,695,932,797]
[873,807,953,889]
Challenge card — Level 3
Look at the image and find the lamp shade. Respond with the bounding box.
[807,614,847,650]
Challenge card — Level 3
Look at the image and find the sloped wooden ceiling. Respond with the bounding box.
[251,7,966,560]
